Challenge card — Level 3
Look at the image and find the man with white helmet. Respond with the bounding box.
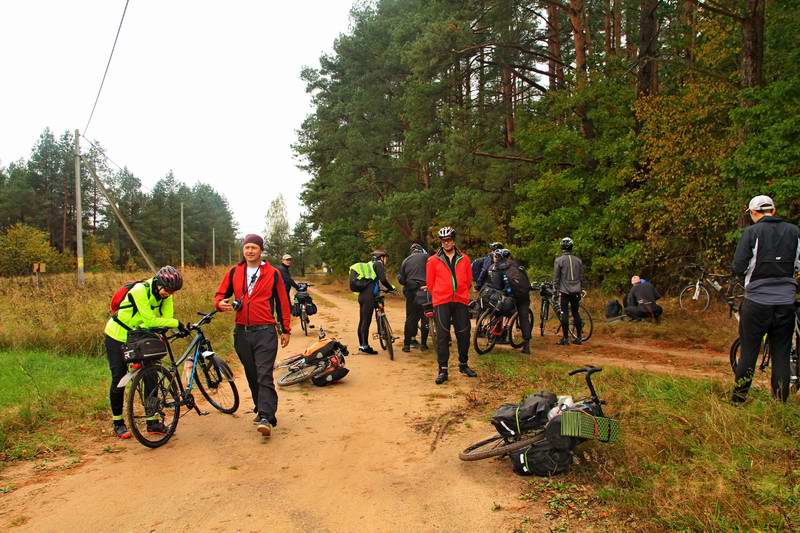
[553,237,585,345]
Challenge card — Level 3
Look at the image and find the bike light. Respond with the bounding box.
[132,362,142,370]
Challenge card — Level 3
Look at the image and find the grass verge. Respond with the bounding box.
[475,351,800,531]
[0,351,108,461]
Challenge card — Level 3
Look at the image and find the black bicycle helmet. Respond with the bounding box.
[489,242,504,251]
[437,226,456,239]
[560,237,574,251]
[156,265,183,291]
[372,250,388,260]
[499,248,512,259]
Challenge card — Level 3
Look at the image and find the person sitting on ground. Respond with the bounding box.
[624,275,663,321]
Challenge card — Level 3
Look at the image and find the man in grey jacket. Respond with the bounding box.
[398,243,430,352]
[731,195,800,404]
[554,237,585,345]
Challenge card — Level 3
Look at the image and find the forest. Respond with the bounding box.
[295,0,799,288]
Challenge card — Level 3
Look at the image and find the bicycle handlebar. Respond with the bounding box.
[568,366,602,376]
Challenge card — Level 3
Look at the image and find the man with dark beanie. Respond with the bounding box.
[214,234,292,437]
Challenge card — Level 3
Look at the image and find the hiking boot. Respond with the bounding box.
[435,369,448,385]
[572,338,582,345]
[420,344,429,351]
[402,345,411,353]
[113,422,131,439]
[146,420,168,435]
[256,417,272,437]
[409,338,420,347]
[521,342,530,355]
[459,364,477,378]
[359,346,378,355]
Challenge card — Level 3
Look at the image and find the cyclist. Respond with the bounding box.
[731,195,800,404]
[488,249,533,354]
[214,234,291,437]
[426,227,476,384]
[553,237,584,345]
[625,275,663,321]
[398,243,430,352]
[476,242,504,290]
[104,265,186,439]
[276,254,300,303]
[353,250,396,354]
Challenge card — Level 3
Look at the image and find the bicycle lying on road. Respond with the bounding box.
[276,328,349,386]
[679,264,744,313]
[533,281,593,342]
[119,311,239,448]
[459,366,608,461]
[373,289,398,360]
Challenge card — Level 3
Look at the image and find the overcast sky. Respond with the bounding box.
[0,0,354,235]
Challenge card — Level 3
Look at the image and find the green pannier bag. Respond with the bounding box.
[559,410,620,443]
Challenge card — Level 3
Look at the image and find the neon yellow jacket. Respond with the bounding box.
[104,277,178,343]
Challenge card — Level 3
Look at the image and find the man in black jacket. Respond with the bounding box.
[398,243,430,352]
[625,276,663,321]
[731,195,800,404]
[276,254,300,302]
[354,250,396,354]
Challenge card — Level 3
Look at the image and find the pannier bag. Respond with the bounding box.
[312,366,349,387]
[559,410,620,443]
[491,391,557,437]
[123,329,168,362]
[604,300,623,319]
[305,301,318,316]
[295,290,311,302]
[480,286,515,317]
[510,441,574,477]
[291,303,301,317]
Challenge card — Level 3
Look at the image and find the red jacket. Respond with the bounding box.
[214,261,292,333]
[426,248,471,306]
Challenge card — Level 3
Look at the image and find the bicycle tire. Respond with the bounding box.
[730,336,771,376]
[126,364,180,449]
[459,430,545,461]
[277,364,319,386]
[474,310,498,355]
[679,284,710,312]
[569,305,593,342]
[194,356,239,414]
[539,300,547,337]
[510,309,534,348]
[276,354,304,369]
[380,315,395,360]
[301,306,308,336]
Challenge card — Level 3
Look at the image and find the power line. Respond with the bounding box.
[84,0,131,135]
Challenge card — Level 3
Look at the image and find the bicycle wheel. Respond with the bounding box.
[380,315,395,360]
[194,356,239,414]
[569,305,593,342]
[277,364,318,386]
[679,284,710,312]
[301,306,308,336]
[473,310,498,355]
[539,300,547,337]
[459,430,545,461]
[276,354,304,369]
[126,364,180,449]
[730,337,771,386]
[510,309,534,348]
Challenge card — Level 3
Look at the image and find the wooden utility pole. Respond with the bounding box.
[180,202,185,269]
[212,227,216,267]
[74,130,85,286]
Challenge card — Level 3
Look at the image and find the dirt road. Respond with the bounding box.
[0,287,545,532]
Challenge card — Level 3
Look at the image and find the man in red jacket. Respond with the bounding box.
[214,234,291,437]
[426,226,477,384]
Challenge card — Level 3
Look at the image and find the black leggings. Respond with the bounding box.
[357,289,375,347]
[434,302,471,368]
[516,296,532,341]
[105,335,127,418]
[403,288,429,345]
[559,293,582,339]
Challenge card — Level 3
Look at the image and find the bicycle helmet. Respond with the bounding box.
[499,248,512,259]
[437,226,456,239]
[372,250,388,260]
[156,265,183,292]
[489,242,504,251]
[410,243,426,254]
[560,237,574,251]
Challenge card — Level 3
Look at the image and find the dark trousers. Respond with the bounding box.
[434,302,471,368]
[105,335,127,417]
[234,326,279,423]
[357,289,375,347]
[515,296,532,341]
[559,293,582,339]
[732,299,796,403]
[624,304,663,320]
[403,288,429,346]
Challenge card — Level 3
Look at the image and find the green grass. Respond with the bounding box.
[476,351,800,531]
[0,351,108,460]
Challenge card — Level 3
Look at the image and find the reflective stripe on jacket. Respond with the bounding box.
[104,277,178,343]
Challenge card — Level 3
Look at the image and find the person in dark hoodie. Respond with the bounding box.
[487,249,533,354]
[731,195,800,404]
[625,275,663,321]
[398,243,430,352]
[276,254,300,302]
[553,237,585,345]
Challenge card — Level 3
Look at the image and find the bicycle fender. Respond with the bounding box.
[212,356,235,382]
[117,369,140,389]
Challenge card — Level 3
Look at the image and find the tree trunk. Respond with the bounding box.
[547,2,565,89]
[568,0,588,89]
[62,172,68,252]
[637,0,659,98]
[625,1,638,59]
[604,0,613,56]
[501,62,514,146]
[741,0,765,89]
[613,0,622,55]
[681,0,696,65]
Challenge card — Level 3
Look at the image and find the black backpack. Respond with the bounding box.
[505,264,531,299]
[605,300,623,319]
[510,441,574,476]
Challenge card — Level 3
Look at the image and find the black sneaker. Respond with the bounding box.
[521,342,531,355]
[113,422,131,440]
[359,346,378,355]
[146,420,168,435]
[420,344,429,351]
[557,338,570,346]
[459,365,477,378]
[435,369,448,385]
[409,339,420,347]
[402,345,411,353]
[256,417,272,437]
[572,338,582,345]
